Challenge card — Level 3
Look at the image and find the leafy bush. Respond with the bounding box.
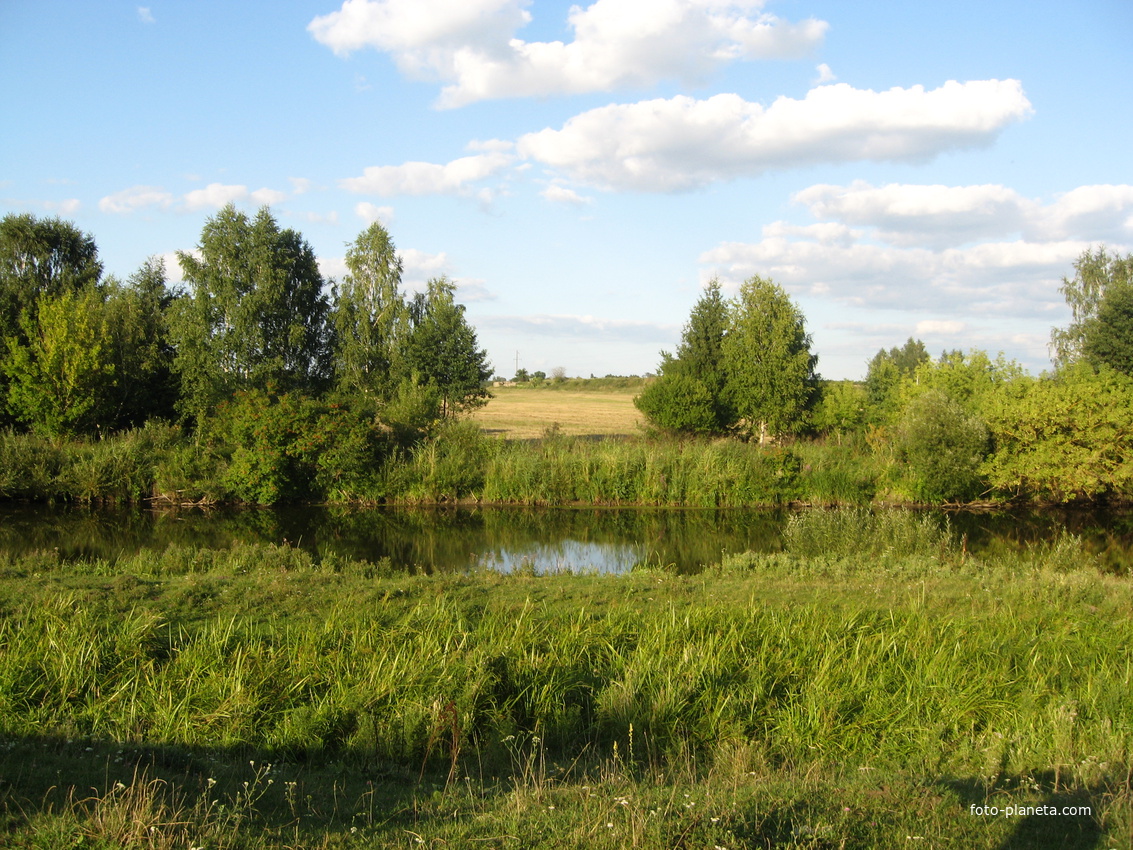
[634,374,722,435]
[897,390,990,502]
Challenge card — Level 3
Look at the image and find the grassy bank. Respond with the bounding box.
[0,422,887,507]
[0,510,1130,847]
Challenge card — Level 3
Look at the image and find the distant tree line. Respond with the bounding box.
[636,249,1133,503]
[0,207,491,442]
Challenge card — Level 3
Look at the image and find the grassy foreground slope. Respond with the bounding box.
[0,510,1129,848]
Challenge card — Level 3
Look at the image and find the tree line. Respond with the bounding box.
[635,248,1133,503]
[0,207,491,441]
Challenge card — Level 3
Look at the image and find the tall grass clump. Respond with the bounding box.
[0,422,185,503]
[481,435,805,506]
[782,506,954,560]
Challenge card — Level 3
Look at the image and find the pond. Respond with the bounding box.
[1,503,1131,574]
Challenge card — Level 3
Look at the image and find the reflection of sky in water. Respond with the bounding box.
[474,540,647,574]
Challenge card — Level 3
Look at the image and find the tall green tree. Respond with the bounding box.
[864,337,928,421]
[0,214,102,426]
[1082,277,1133,376]
[1050,246,1133,368]
[3,287,114,438]
[331,222,406,401]
[722,275,818,442]
[403,277,491,417]
[103,257,179,428]
[635,279,733,435]
[170,205,332,424]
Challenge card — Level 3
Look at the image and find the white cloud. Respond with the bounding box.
[137,7,155,24]
[699,182,1133,323]
[793,182,1033,247]
[355,202,395,224]
[309,0,827,107]
[317,256,349,280]
[182,183,253,210]
[814,62,835,84]
[99,185,175,214]
[397,248,497,299]
[399,248,451,282]
[43,199,81,216]
[289,177,313,195]
[915,319,966,335]
[792,181,1133,247]
[181,183,288,211]
[250,187,288,206]
[517,80,1033,191]
[541,184,592,205]
[340,153,512,196]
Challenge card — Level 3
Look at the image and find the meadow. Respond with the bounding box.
[471,381,645,440]
[0,509,1129,848]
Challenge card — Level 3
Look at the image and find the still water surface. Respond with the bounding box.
[1,503,1130,574]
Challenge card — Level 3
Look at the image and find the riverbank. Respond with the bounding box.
[1,511,1129,847]
[0,421,967,509]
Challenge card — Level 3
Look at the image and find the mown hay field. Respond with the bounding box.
[472,385,645,439]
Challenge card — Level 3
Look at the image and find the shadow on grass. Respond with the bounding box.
[0,731,432,844]
[939,773,1106,850]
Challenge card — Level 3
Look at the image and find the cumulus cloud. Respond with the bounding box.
[43,199,82,216]
[340,152,512,196]
[137,7,155,24]
[99,185,175,214]
[699,181,1133,323]
[182,183,254,211]
[355,202,395,224]
[309,0,827,107]
[793,182,1033,247]
[792,181,1133,247]
[397,248,497,299]
[182,183,288,211]
[517,80,1033,191]
[541,184,592,205]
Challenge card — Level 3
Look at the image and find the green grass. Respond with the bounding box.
[0,515,1130,846]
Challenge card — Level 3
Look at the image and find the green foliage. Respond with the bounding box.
[654,278,733,434]
[0,214,103,428]
[101,258,179,428]
[865,337,928,421]
[903,349,1025,415]
[722,275,818,441]
[3,287,115,438]
[170,205,332,423]
[1051,246,1133,368]
[1082,279,1133,375]
[404,276,492,417]
[783,507,954,560]
[331,221,406,400]
[982,363,1133,501]
[897,390,990,502]
[634,372,720,435]
[811,379,867,437]
[209,389,334,504]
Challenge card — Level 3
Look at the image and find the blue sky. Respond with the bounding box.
[2,0,1130,380]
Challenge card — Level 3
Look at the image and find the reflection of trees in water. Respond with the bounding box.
[1,503,1129,575]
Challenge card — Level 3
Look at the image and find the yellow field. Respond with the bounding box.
[471,385,645,439]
